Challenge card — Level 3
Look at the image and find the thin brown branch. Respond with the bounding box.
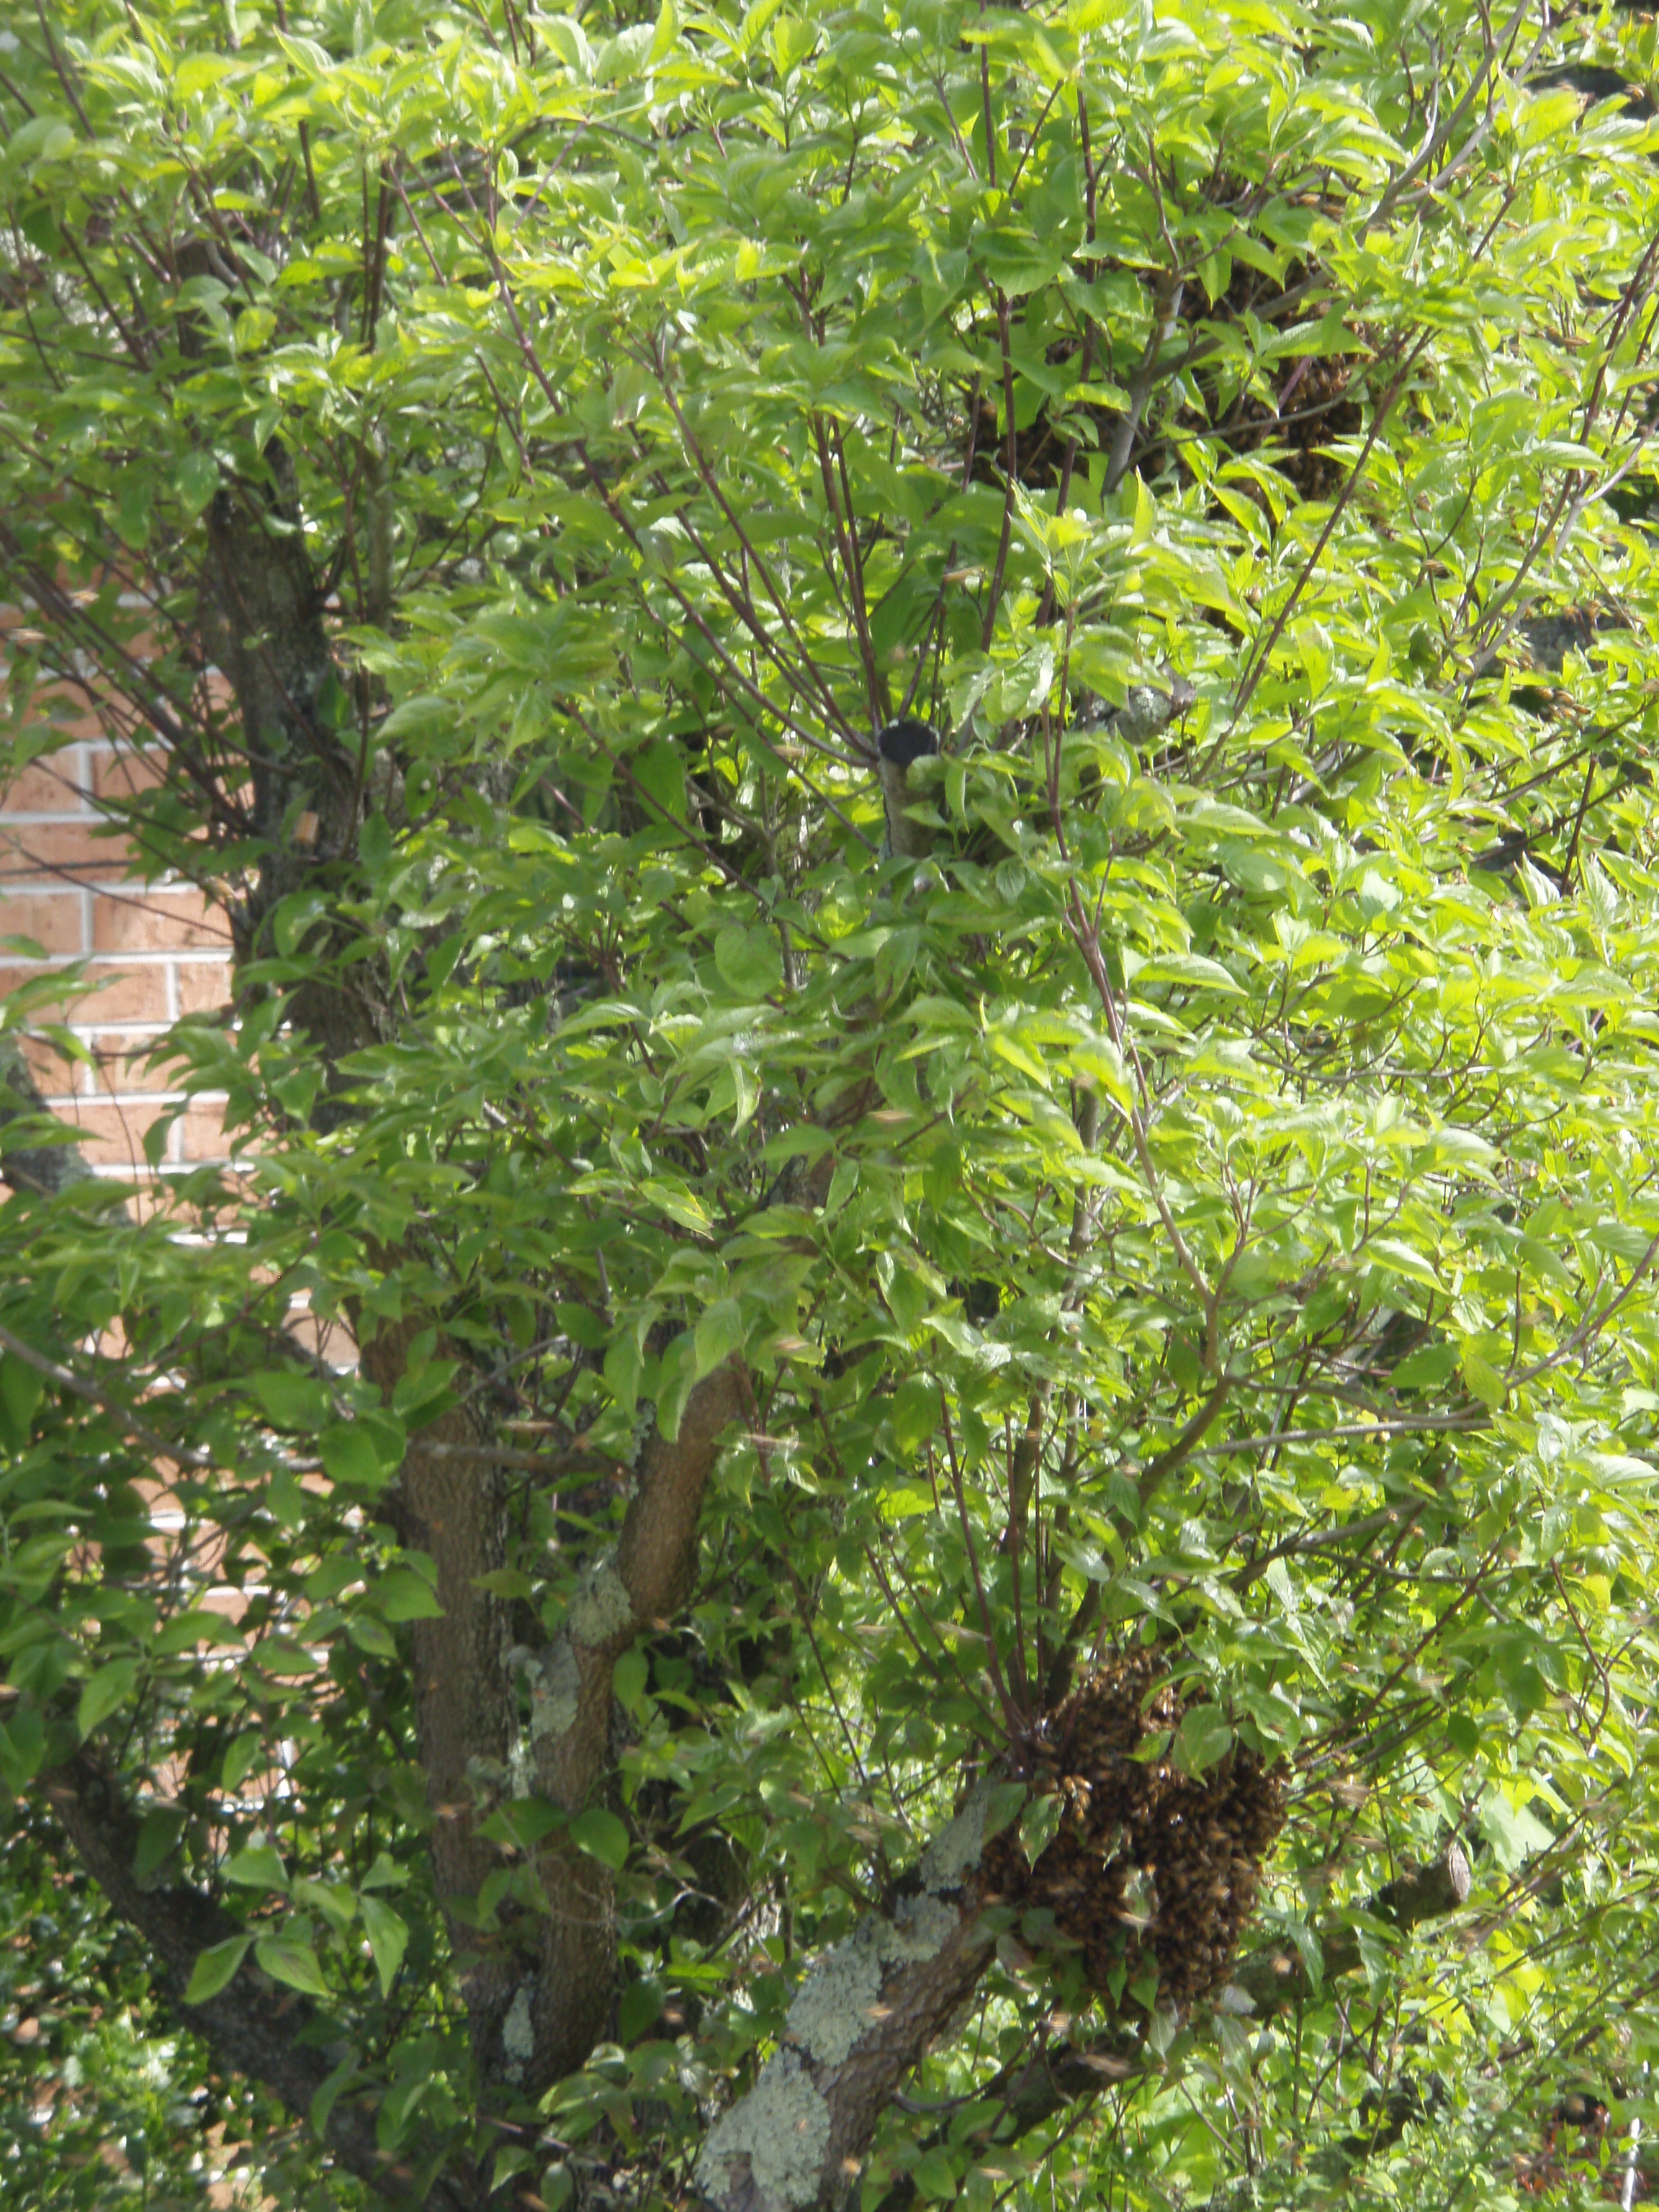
[0,1321,212,1472]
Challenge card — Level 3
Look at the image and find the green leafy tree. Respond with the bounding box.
[4,1,1659,2206]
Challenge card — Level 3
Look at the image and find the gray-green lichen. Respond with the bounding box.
[696,2049,830,2210]
[700,1797,986,2202]
[508,1732,534,1798]
[891,1888,959,1956]
[786,1925,884,2067]
[917,1780,990,1896]
[568,1562,634,1647]
[465,1754,509,1802]
[786,1888,963,2067]
[531,1638,580,1744]
[503,1980,536,2085]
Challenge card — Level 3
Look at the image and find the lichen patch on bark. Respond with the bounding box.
[696,2050,832,2208]
[503,1982,536,2084]
[918,1780,992,1895]
[569,1563,634,1647]
[531,1640,580,1743]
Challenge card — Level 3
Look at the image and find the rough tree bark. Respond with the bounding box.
[11,431,754,2186]
[701,1830,1475,2212]
[41,1743,473,2211]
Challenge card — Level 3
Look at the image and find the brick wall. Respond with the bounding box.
[1,690,233,1176]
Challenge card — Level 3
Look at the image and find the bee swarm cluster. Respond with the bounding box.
[981,1650,1287,2017]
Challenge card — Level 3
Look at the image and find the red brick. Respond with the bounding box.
[174,958,233,1015]
[44,1098,154,1171]
[88,1032,185,1097]
[17,1030,77,1095]
[91,747,170,801]
[0,962,174,1028]
[113,1182,168,1224]
[81,961,174,1022]
[92,889,227,954]
[0,753,89,814]
[0,891,88,956]
[0,822,130,876]
[173,1101,233,1163]
[12,692,107,745]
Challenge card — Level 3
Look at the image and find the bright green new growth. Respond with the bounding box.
[2,0,1659,2206]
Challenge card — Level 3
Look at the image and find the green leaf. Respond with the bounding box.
[222,1732,266,1794]
[604,1329,643,1421]
[617,1977,664,2041]
[570,1807,630,1871]
[1460,1348,1506,1410]
[77,1657,139,1737]
[912,2148,959,2202]
[225,1844,289,1894]
[693,1298,744,1380]
[654,1331,696,1443]
[376,1566,445,1621]
[0,1705,45,1790]
[254,1932,331,1998]
[0,1352,45,1450]
[292,1877,356,1933]
[347,1611,398,1658]
[714,925,782,999]
[176,451,219,516]
[1478,1786,1554,1873]
[632,740,687,828]
[981,1781,1028,1845]
[613,1647,649,1712]
[320,1421,388,1488]
[890,1376,939,1453]
[184,1937,253,2005]
[1173,1707,1233,1777]
[359,1893,410,1997]
[1018,1790,1064,1869]
[133,1807,186,1882]
[252,1371,330,1433]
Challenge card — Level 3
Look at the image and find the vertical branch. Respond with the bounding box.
[1064,883,1213,1315]
[834,423,890,724]
[981,288,1021,651]
[1103,270,1184,499]
[811,416,883,727]
[1229,325,1434,725]
[980,37,997,191]
[941,1394,1028,1733]
[1034,94,1101,633]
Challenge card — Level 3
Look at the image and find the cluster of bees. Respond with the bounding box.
[981,1649,1285,2018]
[1213,354,1364,505]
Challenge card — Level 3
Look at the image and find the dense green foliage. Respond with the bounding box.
[5,0,1659,2205]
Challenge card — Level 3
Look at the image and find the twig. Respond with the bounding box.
[0,1322,211,1470]
[1511,1230,1659,1388]
[981,289,1020,652]
[940,1395,1027,1734]
[1134,1378,1233,1509]
[1192,1411,1488,1454]
[1064,884,1213,1311]
[1231,326,1436,726]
